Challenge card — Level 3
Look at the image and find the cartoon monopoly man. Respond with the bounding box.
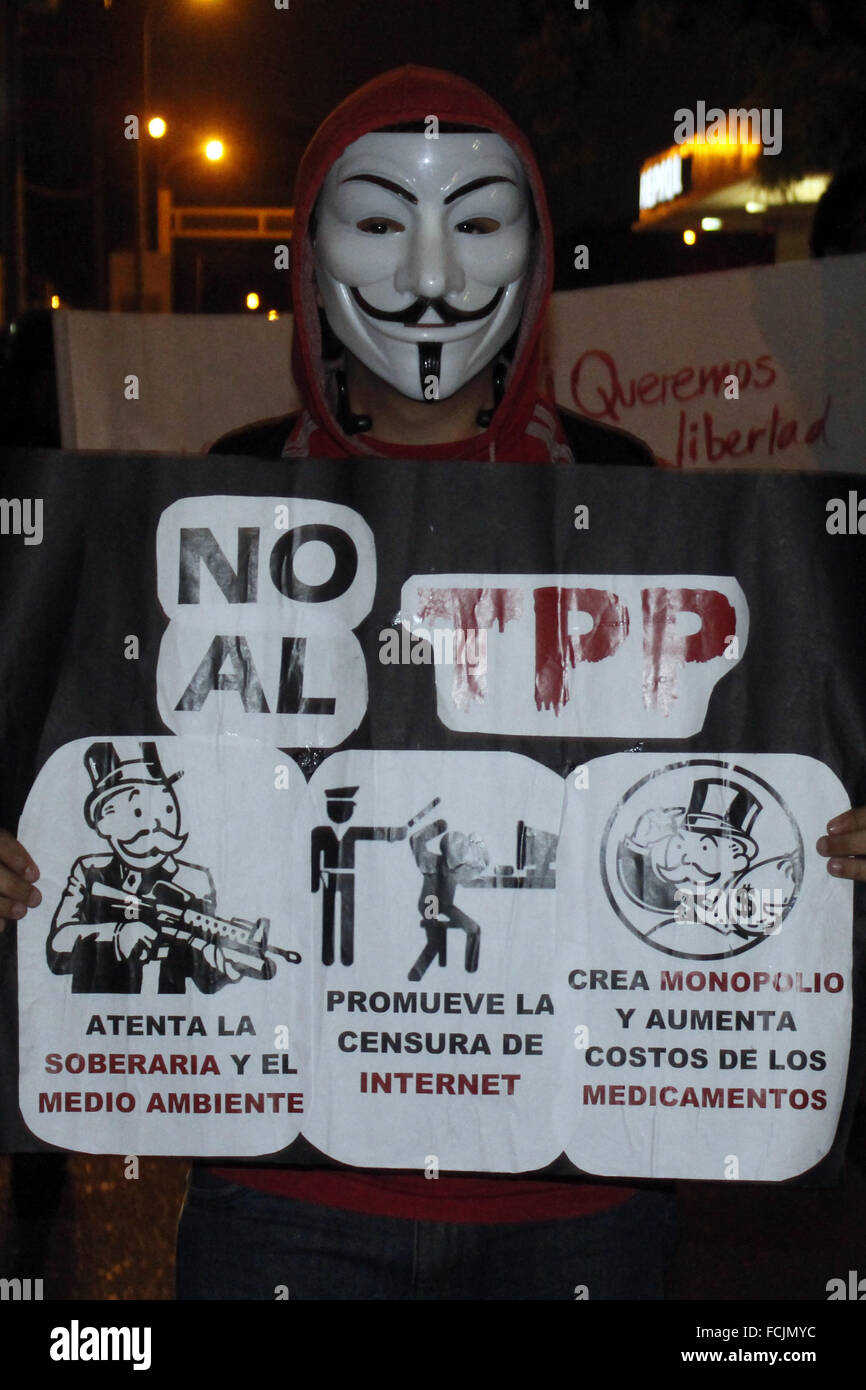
[616,775,800,955]
[47,742,240,994]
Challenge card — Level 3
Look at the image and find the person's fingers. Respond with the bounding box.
[0,892,42,919]
[0,883,43,934]
[824,856,866,883]
[826,807,866,837]
[0,830,42,925]
[814,809,866,883]
[817,808,866,862]
[0,829,39,881]
[818,829,866,858]
[0,878,42,910]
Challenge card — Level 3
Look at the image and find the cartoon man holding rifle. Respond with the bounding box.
[46,741,282,995]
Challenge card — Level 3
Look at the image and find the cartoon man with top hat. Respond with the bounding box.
[311,786,407,966]
[47,742,238,994]
[616,776,799,952]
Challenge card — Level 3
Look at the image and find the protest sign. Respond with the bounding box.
[1,452,862,1179]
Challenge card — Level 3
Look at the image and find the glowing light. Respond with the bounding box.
[701,216,723,231]
[50,295,60,309]
[745,200,766,214]
[148,117,167,139]
[787,174,830,204]
[204,140,224,162]
[683,229,697,246]
[246,292,260,311]
[678,138,762,155]
[639,151,683,211]
[267,309,279,321]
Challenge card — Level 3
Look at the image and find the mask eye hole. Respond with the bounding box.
[455,217,500,234]
[356,217,405,234]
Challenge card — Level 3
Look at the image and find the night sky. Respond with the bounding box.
[12,0,865,308]
[137,0,532,194]
[18,0,541,305]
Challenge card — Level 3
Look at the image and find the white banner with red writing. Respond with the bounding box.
[543,254,866,471]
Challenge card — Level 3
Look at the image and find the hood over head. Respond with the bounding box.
[287,65,561,462]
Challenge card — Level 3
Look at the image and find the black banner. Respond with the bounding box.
[1,450,864,1184]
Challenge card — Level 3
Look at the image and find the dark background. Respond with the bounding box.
[3,0,866,311]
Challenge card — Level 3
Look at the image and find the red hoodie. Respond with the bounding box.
[280,63,575,465]
[214,66,636,1222]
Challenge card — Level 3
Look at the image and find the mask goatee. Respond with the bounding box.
[418,342,442,399]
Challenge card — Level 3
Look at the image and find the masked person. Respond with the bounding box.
[209,66,654,471]
[177,68,679,1301]
[1,65,863,1300]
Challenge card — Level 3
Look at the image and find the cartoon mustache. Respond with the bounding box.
[119,828,188,857]
[350,286,504,326]
[655,856,721,885]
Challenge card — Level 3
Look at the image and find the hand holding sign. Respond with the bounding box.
[0,829,41,925]
[818,809,866,883]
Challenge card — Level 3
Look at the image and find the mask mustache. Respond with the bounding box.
[351,285,504,326]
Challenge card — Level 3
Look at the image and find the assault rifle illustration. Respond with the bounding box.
[90,879,301,980]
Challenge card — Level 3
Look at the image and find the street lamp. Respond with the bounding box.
[155,133,227,313]
[156,127,227,183]
[135,0,220,311]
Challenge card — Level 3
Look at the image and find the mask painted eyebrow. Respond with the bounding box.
[342,174,418,205]
[443,175,517,205]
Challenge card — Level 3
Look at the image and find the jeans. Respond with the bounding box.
[176,1169,677,1300]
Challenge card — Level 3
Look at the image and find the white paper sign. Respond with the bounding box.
[554,753,851,1180]
[543,255,866,471]
[18,736,313,1156]
[400,573,748,736]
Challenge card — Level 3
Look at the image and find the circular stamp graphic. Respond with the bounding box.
[600,759,804,961]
